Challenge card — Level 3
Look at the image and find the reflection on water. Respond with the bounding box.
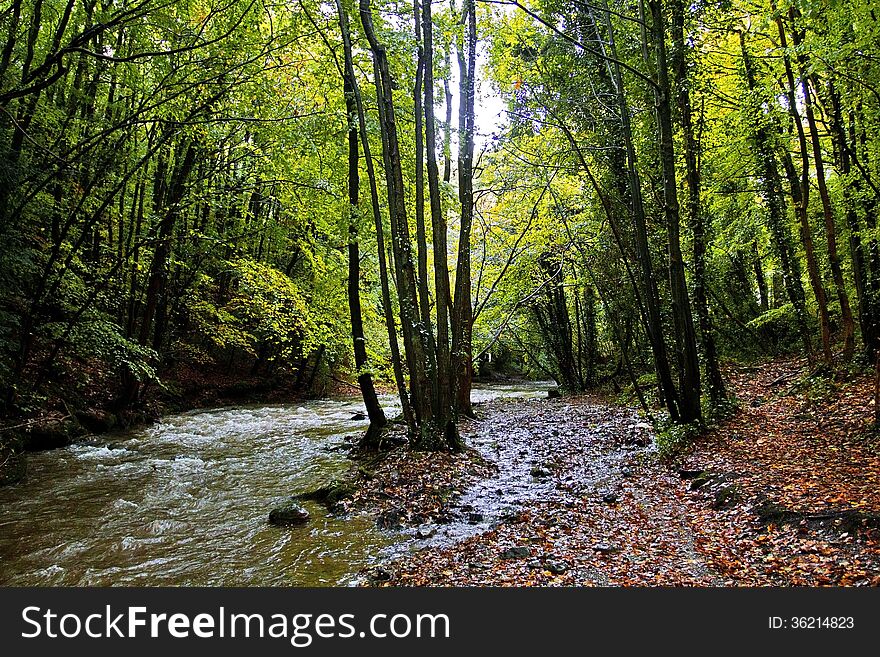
[0,382,551,586]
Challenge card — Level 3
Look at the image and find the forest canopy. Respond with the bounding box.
[2,0,879,447]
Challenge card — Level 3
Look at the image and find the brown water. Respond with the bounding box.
[0,383,551,586]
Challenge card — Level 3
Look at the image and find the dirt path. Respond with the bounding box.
[356,358,880,586]
[359,395,720,586]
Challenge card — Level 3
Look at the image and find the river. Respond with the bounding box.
[0,383,552,586]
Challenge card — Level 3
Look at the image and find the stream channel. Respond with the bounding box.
[0,383,553,585]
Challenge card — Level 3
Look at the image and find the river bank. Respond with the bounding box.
[0,382,548,585]
[360,357,880,586]
[0,363,348,486]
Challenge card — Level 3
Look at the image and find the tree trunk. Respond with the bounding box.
[452,0,477,419]
[337,0,414,431]
[670,0,723,404]
[788,13,854,361]
[774,14,833,364]
[337,0,387,442]
[649,0,701,422]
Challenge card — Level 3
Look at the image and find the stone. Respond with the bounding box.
[592,543,619,555]
[294,479,356,508]
[75,410,117,434]
[467,512,484,523]
[500,546,531,559]
[377,508,405,530]
[712,483,742,510]
[24,417,85,451]
[545,560,568,575]
[350,412,367,421]
[416,527,436,539]
[602,491,619,504]
[268,502,310,526]
[621,466,634,478]
[530,466,551,478]
[367,567,392,583]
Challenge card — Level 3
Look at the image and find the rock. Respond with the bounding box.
[621,466,634,478]
[678,469,705,480]
[366,566,392,583]
[377,508,405,530]
[500,546,531,559]
[592,543,619,555]
[551,429,560,437]
[350,412,367,421]
[547,388,561,399]
[712,483,742,510]
[268,502,310,526]
[24,417,85,451]
[530,466,551,478]
[75,409,117,434]
[545,560,568,575]
[602,491,619,504]
[416,526,436,539]
[467,512,484,523]
[294,479,356,509]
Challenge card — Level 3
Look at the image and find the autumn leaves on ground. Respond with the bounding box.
[356,357,880,587]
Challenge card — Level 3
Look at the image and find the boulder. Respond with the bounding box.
[294,479,356,509]
[75,409,117,434]
[268,502,310,526]
[545,560,569,575]
[24,417,85,451]
[500,546,531,559]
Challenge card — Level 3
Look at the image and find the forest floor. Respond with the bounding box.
[355,356,880,586]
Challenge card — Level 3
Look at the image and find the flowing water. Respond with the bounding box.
[0,382,552,586]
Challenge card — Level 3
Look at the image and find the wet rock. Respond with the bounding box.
[530,466,551,478]
[24,417,85,451]
[545,560,569,575]
[592,543,619,555]
[294,479,356,509]
[268,502,310,526]
[377,508,405,530]
[351,412,367,421]
[678,469,705,480]
[527,559,543,570]
[712,483,742,510]
[621,466,634,478]
[416,526,436,539]
[467,512,484,523]
[366,566,392,583]
[601,491,619,504]
[75,410,117,434]
[500,546,531,559]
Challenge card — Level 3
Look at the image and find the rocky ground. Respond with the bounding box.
[355,357,880,586]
